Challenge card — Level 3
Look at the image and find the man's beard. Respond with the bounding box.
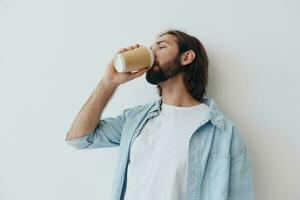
[146,55,182,85]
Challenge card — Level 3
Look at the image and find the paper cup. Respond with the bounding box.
[114,46,154,73]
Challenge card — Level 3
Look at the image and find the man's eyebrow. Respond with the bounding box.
[150,40,171,50]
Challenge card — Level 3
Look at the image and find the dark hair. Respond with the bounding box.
[156,29,209,102]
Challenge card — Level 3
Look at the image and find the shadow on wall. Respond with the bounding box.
[206,49,300,200]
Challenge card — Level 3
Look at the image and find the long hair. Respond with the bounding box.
[156,29,209,102]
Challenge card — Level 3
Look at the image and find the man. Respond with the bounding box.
[65,29,254,200]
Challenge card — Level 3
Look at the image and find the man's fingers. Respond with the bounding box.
[127,68,148,79]
[117,48,127,53]
[133,68,148,77]
[117,44,141,54]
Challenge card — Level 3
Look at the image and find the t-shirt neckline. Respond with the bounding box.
[161,102,208,112]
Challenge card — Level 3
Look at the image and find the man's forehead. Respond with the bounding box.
[156,34,177,43]
[151,34,177,48]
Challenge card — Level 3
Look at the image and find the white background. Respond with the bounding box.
[1,0,299,199]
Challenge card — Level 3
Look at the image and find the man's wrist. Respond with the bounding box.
[101,78,119,90]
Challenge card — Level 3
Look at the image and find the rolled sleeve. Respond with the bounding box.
[65,134,91,149]
[65,108,130,150]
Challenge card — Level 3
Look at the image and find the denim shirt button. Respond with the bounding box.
[192,174,196,180]
[191,144,196,151]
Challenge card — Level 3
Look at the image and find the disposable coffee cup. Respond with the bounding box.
[113,46,154,73]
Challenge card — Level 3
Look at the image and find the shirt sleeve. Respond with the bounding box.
[228,127,255,200]
[65,107,130,150]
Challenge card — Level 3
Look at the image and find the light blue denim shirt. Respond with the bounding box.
[66,97,254,200]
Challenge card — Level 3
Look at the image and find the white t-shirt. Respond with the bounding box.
[123,102,209,200]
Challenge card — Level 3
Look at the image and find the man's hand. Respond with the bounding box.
[102,44,148,87]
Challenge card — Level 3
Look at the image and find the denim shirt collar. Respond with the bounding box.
[148,97,226,131]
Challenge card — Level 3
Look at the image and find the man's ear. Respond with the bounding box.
[180,50,195,66]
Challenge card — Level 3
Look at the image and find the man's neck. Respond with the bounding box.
[159,75,200,107]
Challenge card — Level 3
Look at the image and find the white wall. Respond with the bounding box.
[1,0,299,199]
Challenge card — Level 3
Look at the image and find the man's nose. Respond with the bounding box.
[150,45,159,52]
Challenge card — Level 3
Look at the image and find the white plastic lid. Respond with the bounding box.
[113,54,126,73]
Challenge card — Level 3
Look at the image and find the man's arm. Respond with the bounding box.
[65,79,118,141]
[65,43,148,142]
[227,127,255,200]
